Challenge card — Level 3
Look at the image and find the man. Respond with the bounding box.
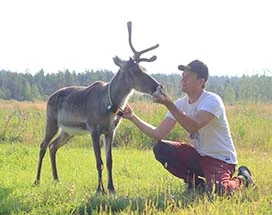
[122,60,254,195]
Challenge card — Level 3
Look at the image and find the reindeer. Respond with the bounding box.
[33,21,162,193]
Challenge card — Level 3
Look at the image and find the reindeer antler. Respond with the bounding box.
[127,21,159,63]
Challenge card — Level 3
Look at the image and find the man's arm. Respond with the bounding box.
[166,101,214,134]
[123,104,176,140]
[152,89,214,134]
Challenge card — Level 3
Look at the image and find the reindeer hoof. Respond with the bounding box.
[96,187,106,195]
[108,185,115,194]
[33,179,40,186]
[52,179,60,185]
[108,189,116,195]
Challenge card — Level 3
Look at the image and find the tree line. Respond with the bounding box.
[0,69,271,104]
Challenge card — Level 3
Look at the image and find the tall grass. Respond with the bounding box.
[0,101,272,214]
[1,100,271,150]
[227,104,272,150]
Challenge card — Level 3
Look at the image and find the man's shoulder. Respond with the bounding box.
[176,95,188,103]
[200,91,225,117]
[202,91,223,102]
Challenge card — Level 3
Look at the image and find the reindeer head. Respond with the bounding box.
[113,21,162,95]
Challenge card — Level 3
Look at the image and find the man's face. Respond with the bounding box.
[180,69,204,93]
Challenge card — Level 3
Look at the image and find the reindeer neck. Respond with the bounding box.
[108,72,132,109]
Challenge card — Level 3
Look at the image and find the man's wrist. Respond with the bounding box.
[128,113,136,121]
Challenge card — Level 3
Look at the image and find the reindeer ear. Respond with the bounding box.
[113,56,122,67]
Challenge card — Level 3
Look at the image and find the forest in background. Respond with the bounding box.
[0,69,271,104]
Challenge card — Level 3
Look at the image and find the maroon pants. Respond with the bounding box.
[153,140,244,193]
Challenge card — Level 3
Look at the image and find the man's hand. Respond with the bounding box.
[152,86,171,105]
[122,104,134,120]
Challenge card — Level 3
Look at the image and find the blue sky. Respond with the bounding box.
[0,0,271,77]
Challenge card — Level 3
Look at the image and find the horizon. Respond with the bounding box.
[2,66,270,79]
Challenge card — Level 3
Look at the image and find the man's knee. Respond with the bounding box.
[153,141,163,161]
[153,141,173,163]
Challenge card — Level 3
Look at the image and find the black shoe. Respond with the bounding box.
[188,177,206,191]
[238,166,254,187]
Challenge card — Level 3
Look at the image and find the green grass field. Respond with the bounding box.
[0,101,272,214]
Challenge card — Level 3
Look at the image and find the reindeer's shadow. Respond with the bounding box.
[76,189,206,214]
[76,186,259,214]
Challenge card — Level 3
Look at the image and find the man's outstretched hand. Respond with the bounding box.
[152,86,171,105]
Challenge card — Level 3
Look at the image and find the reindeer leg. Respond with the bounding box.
[34,139,50,185]
[34,120,59,185]
[91,132,105,194]
[49,131,72,182]
[104,131,115,193]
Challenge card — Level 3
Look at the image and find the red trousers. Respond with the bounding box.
[153,140,245,194]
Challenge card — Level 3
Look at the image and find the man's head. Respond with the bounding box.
[178,60,209,89]
[178,60,209,81]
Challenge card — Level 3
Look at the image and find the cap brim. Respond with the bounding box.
[178,65,186,71]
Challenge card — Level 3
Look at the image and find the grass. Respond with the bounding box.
[0,101,272,214]
[0,144,271,215]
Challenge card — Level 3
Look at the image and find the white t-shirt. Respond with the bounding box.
[166,90,238,164]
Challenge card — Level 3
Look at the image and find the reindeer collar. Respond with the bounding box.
[107,83,124,117]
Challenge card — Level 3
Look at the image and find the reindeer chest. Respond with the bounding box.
[88,114,118,133]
